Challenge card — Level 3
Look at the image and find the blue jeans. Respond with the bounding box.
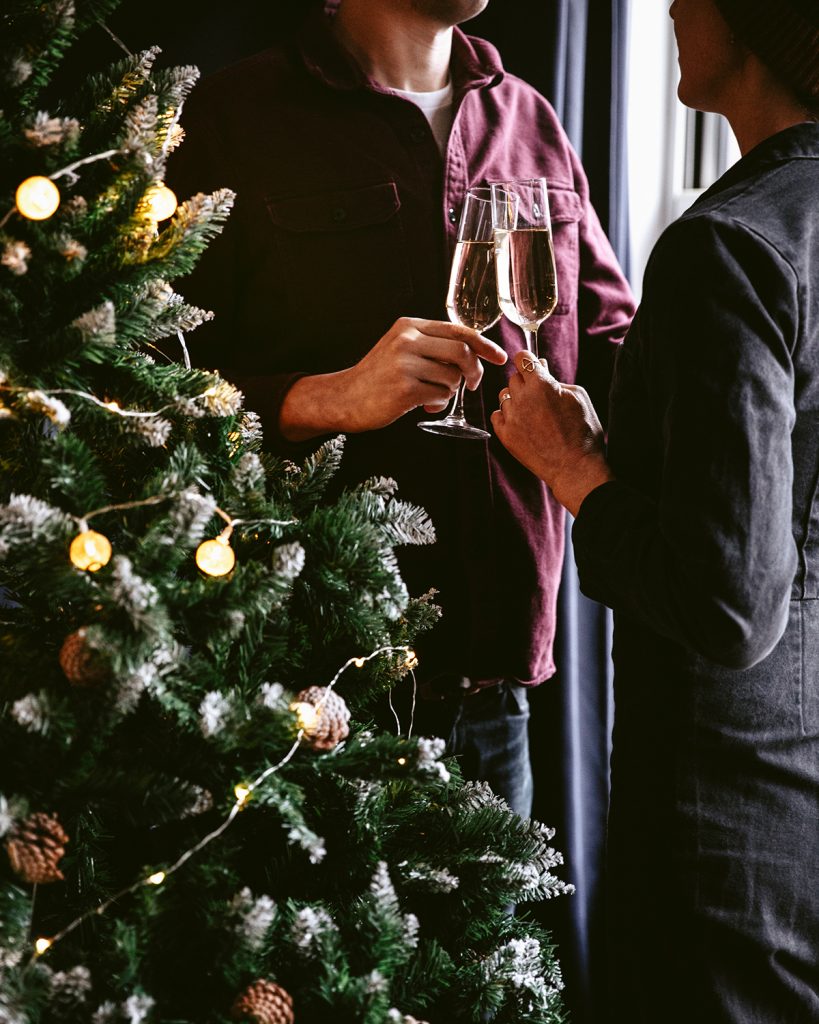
[395,678,533,819]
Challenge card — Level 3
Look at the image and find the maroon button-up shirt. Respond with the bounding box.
[168,8,635,686]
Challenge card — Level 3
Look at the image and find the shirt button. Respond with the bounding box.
[332,206,347,223]
[448,207,457,224]
[410,126,427,144]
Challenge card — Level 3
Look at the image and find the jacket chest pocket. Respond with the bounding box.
[548,187,583,317]
[266,182,413,336]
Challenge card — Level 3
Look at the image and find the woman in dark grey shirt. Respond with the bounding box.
[493,0,819,1020]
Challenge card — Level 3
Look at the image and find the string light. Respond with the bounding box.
[143,182,178,222]
[290,701,319,735]
[195,527,236,578]
[24,645,417,967]
[69,529,112,572]
[0,381,232,423]
[397,757,407,766]
[0,147,121,230]
[15,176,60,220]
[233,783,252,807]
[59,494,297,581]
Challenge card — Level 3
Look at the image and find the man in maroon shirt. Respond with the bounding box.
[169,0,635,817]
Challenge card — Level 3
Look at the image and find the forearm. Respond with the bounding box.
[278,369,357,442]
[572,479,794,669]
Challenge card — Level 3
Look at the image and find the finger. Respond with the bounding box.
[414,381,456,408]
[497,385,514,404]
[415,319,508,365]
[410,335,483,390]
[423,400,450,413]
[514,349,553,379]
[496,390,513,423]
[490,408,507,436]
[411,354,463,393]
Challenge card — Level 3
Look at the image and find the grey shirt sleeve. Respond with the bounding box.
[572,215,799,670]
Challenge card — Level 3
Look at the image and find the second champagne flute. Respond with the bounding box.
[491,177,558,361]
[417,188,501,440]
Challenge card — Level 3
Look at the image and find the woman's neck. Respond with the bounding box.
[723,52,813,155]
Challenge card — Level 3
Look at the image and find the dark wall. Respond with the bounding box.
[53,1,555,105]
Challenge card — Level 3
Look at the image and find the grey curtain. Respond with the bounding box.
[470,3,632,1022]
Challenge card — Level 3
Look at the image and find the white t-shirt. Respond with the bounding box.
[390,80,455,156]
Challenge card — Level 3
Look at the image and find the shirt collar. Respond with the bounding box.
[298,3,504,95]
[695,122,819,206]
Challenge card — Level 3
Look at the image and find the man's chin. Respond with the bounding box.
[410,0,491,27]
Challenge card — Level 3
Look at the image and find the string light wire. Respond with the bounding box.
[25,644,417,967]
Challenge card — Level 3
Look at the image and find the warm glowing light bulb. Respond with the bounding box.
[397,757,407,766]
[195,531,235,577]
[34,937,52,955]
[290,700,320,734]
[234,783,252,806]
[144,183,178,222]
[353,657,366,668]
[105,400,121,412]
[147,871,166,886]
[16,176,60,220]
[69,529,112,572]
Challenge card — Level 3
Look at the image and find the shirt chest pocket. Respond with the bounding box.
[265,182,413,333]
[548,187,583,317]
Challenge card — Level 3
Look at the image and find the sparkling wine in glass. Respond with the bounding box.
[491,178,558,361]
[418,188,501,440]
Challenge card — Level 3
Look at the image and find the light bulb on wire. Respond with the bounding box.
[234,783,252,807]
[16,176,60,220]
[143,183,177,222]
[291,701,320,735]
[196,527,236,577]
[69,529,112,572]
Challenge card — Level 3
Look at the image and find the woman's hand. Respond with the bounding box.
[491,351,615,516]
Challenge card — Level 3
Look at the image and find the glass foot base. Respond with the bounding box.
[417,416,490,440]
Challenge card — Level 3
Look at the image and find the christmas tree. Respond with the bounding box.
[0,4,573,1022]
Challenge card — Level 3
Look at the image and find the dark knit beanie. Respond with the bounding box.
[714,0,819,105]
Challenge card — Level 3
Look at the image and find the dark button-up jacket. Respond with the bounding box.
[169,9,634,685]
[573,124,819,1016]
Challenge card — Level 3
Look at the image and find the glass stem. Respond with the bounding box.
[524,328,539,358]
[449,377,467,422]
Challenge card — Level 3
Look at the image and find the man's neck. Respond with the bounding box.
[333,0,453,92]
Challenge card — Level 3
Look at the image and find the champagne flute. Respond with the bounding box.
[491,178,558,362]
[418,188,502,440]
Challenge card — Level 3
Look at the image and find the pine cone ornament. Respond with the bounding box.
[5,811,69,884]
[231,980,294,1024]
[294,685,350,751]
[59,628,109,687]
